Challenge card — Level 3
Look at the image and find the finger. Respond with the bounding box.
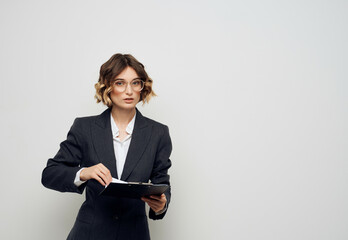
[149,195,166,205]
[97,169,111,184]
[142,198,162,208]
[98,165,112,183]
[97,171,110,186]
[97,165,109,176]
[149,195,163,200]
[106,171,113,183]
[141,198,165,212]
[148,202,164,212]
[144,200,160,209]
[93,168,108,183]
[142,196,156,202]
[141,197,150,202]
[143,197,164,205]
[105,175,112,185]
[99,164,109,174]
[93,174,106,186]
[142,195,160,201]
[141,197,158,206]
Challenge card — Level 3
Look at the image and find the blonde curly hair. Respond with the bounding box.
[95,53,156,107]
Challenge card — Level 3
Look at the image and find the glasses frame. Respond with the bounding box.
[112,78,145,93]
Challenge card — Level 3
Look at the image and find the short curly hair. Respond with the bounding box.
[95,53,156,107]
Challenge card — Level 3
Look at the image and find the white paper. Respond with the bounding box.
[111,178,127,184]
[105,178,127,188]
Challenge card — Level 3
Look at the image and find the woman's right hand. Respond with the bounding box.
[80,163,112,186]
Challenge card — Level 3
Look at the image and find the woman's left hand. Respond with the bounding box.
[141,194,166,213]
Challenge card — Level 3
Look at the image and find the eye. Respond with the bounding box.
[131,80,141,86]
[114,81,125,86]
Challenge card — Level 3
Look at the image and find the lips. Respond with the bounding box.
[124,98,134,103]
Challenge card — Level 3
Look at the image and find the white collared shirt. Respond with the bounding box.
[74,112,136,185]
[110,112,136,179]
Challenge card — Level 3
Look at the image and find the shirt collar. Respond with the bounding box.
[110,112,136,138]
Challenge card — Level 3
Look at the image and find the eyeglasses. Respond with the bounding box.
[112,79,145,92]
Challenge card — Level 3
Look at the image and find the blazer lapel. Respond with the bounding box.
[121,109,152,181]
[91,107,118,178]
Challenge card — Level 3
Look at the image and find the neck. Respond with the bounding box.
[111,106,136,126]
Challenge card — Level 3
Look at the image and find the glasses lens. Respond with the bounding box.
[114,80,126,92]
[131,80,144,91]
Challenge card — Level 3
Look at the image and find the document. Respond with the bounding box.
[99,178,169,199]
[110,177,127,184]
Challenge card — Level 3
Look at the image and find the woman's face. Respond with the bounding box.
[110,66,141,111]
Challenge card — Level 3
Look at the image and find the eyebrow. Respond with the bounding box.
[114,77,142,81]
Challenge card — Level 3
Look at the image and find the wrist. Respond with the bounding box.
[80,168,87,181]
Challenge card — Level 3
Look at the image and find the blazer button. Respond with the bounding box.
[113,215,119,220]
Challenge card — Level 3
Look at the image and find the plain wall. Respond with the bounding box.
[0,0,347,239]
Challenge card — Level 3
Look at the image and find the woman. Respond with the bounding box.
[42,53,172,240]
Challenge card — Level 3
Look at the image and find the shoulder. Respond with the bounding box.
[143,116,167,128]
[73,114,98,125]
[141,114,170,137]
[69,112,102,134]
[141,114,172,149]
[73,108,111,127]
[74,115,99,123]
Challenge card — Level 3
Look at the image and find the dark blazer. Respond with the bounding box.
[42,108,172,240]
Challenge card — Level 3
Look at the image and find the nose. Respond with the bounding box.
[125,82,133,95]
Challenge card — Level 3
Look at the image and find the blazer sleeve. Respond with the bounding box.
[149,125,172,220]
[41,118,86,194]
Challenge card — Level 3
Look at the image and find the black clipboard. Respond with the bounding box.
[99,182,169,199]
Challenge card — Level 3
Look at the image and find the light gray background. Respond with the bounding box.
[0,0,347,239]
